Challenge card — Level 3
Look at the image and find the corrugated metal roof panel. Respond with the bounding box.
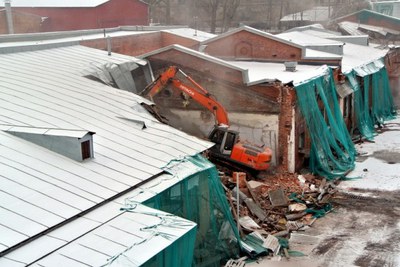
[3,236,66,265]
[33,204,196,267]
[0,45,212,257]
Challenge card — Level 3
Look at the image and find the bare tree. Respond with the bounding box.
[143,0,171,25]
[221,0,241,32]
[201,0,221,33]
[331,0,371,18]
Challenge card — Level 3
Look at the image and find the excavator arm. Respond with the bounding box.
[141,66,229,126]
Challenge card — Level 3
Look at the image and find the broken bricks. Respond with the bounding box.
[222,171,337,261]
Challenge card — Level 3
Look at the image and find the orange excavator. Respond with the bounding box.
[141,66,272,174]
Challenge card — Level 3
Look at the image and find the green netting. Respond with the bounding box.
[371,67,396,124]
[144,227,197,267]
[346,71,375,140]
[346,66,396,140]
[143,154,241,267]
[295,68,356,179]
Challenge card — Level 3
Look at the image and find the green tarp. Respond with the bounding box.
[295,67,356,179]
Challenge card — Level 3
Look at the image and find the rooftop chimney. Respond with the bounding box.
[4,0,14,34]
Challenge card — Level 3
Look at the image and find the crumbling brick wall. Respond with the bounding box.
[277,85,296,172]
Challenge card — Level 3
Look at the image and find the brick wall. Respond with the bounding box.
[0,11,43,34]
[204,31,303,61]
[147,53,280,114]
[277,85,296,172]
[161,32,199,49]
[80,32,162,56]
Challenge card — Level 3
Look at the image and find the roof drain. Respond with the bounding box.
[284,61,297,72]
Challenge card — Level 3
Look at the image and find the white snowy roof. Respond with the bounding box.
[140,44,247,73]
[201,26,304,50]
[277,31,344,47]
[280,6,330,22]
[0,30,152,50]
[162,28,216,42]
[341,42,388,73]
[0,0,111,7]
[0,44,212,262]
[227,61,327,85]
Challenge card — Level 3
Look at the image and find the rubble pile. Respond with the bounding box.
[220,171,339,261]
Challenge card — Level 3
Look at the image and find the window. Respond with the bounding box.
[224,132,236,151]
[81,140,91,160]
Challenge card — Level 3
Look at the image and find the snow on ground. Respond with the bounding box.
[247,115,400,267]
[340,117,400,192]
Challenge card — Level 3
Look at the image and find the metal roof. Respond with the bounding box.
[0,44,212,259]
[280,6,330,22]
[0,152,205,266]
[161,28,216,42]
[0,0,110,7]
[200,26,304,50]
[139,44,248,76]
[227,61,328,85]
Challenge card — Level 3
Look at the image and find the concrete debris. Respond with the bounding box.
[233,187,268,222]
[288,203,308,212]
[286,220,305,231]
[221,171,339,261]
[247,180,265,189]
[239,216,262,232]
[269,188,289,207]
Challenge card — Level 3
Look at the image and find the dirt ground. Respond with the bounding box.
[246,119,400,267]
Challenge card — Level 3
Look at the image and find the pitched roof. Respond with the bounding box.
[200,26,304,50]
[0,44,212,260]
[280,6,330,22]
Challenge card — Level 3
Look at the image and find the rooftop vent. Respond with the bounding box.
[284,61,297,72]
[2,126,95,161]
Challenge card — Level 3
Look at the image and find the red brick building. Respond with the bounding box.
[0,0,149,33]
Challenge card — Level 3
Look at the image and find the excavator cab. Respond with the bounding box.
[142,65,272,174]
[208,126,239,156]
[208,126,272,172]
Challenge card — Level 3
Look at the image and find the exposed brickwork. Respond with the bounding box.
[8,0,148,32]
[0,11,43,34]
[161,32,199,49]
[204,30,303,61]
[147,54,280,114]
[277,86,295,172]
[81,32,162,56]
